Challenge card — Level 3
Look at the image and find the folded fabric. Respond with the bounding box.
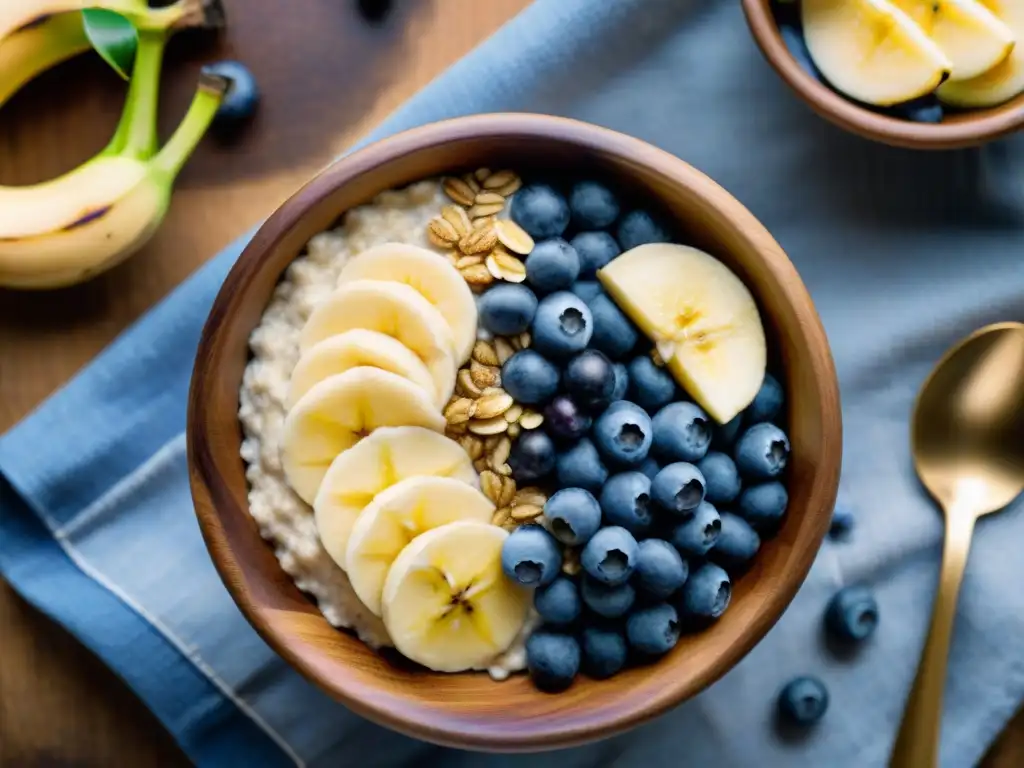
[3,0,1024,765]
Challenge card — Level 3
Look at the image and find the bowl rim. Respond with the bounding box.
[741,0,1024,150]
[188,112,842,751]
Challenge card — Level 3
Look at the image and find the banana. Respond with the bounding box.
[802,0,952,106]
[282,368,446,506]
[381,521,529,673]
[313,427,477,572]
[299,279,458,406]
[345,476,495,616]
[337,243,479,364]
[598,244,767,425]
[890,0,1015,82]
[937,1,1024,106]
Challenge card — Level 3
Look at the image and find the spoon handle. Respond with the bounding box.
[890,511,976,768]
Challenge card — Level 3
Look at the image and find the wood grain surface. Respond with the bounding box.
[1,0,1022,765]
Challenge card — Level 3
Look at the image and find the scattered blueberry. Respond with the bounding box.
[544,395,593,442]
[696,451,741,504]
[712,414,743,450]
[501,524,562,588]
[599,471,654,536]
[634,539,688,599]
[824,585,879,643]
[501,350,559,405]
[652,401,712,462]
[477,283,538,336]
[556,438,608,493]
[638,456,660,481]
[581,625,628,678]
[569,181,620,230]
[203,61,261,134]
[526,630,580,692]
[710,512,761,571]
[678,562,731,621]
[777,676,829,726]
[593,401,653,466]
[581,526,638,586]
[829,504,855,540]
[534,577,582,626]
[651,462,706,515]
[670,501,722,557]
[626,603,680,657]
[627,355,677,413]
[510,183,570,239]
[737,482,788,532]
[580,576,636,618]
[525,238,581,294]
[545,488,603,546]
[735,423,790,480]
[509,429,557,483]
[564,350,617,412]
[570,280,604,303]
[778,24,821,81]
[571,231,621,277]
[746,373,784,424]
[588,294,640,360]
[531,291,594,358]
[616,210,672,250]
[611,362,630,401]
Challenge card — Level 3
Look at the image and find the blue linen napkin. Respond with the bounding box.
[3,0,1024,765]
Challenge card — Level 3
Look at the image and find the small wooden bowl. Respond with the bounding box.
[743,0,1024,149]
[187,113,842,752]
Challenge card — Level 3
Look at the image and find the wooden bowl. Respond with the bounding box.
[743,0,1024,149]
[187,113,842,752]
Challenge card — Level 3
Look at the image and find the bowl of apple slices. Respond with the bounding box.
[744,0,1024,149]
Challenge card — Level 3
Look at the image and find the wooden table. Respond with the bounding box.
[0,1,1021,764]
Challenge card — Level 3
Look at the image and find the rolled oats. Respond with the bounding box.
[457,368,484,397]
[458,434,484,460]
[459,226,498,255]
[442,177,476,207]
[468,415,510,435]
[480,470,503,504]
[498,475,517,507]
[468,202,505,219]
[462,173,482,194]
[488,435,513,469]
[492,506,513,527]
[518,409,544,430]
[482,170,519,191]
[507,422,521,439]
[493,220,535,256]
[441,204,471,237]
[455,255,484,269]
[510,503,543,522]
[470,359,500,389]
[474,168,492,183]
[485,250,528,283]
[504,403,524,423]
[443,397,476,425]
[472,340,500,367]
[427,218,459,248]
[459,263,495,288]
[494,337,516,364]
[475,391,514,420]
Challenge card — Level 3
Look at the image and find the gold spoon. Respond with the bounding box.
[890,322,1024,768]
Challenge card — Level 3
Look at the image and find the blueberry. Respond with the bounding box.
[777,676,828,726]
[525,238,581,294]
[203,61,260,134]
[534,577,582,626]
[746,373,784,424]
[569,181,620,230]
[651,462,706,515]
[670,501,721,557]
[510,183,570,239]
[526,630,580,692]
[710,512,761,571]
[887,95,944,124]
[581,625,628,678]
[563,350,616,411]
[829,504,854,540]
[501,350,559,405]
[478,283,538,336]
[531,291,593,358]
[735,423,790,480]
[639,456,660,481]
[616,210,671,250]
[652,402,712,462]
[778,24,822,81]
[678,562,731,620]
[599,472,653,535]
[556,438,608,493]
[611,362,629,401]
[501,524,562,587]
[824,585,879,643]
[737,482,788,532]
[580,576,636,618]
[634,539,688,599]
[545,488,603,546]
[589,294,640,360]
[356,0,392,24]
[695,451,741,504]
[570,280,604,303]
[712,414,743,451]
[581,526,638,586]
[627,355,677,412]
[571,232,621,278]
[543,395,592,442]
[593,401,653,467]
[626,603,680,657]
[509,430,557,483]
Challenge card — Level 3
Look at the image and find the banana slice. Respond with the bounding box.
[346,477,495,616]
[891,0,1015,82]
[598,244,767,425]
[299,279,456,406]
[937,1,1024,106]
[338,243,478,364]
[382,521,530,673]
[313,426,477,571]
[802,0,952,106]
[288,329,440,409]
[282,369,445,505]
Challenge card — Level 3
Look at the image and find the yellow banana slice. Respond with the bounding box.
[937,1,1024,106]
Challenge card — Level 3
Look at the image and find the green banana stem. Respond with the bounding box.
[151,71,227,179]
[103,28,165,159]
